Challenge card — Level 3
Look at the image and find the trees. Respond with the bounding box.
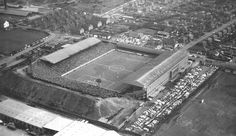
[95,78,102,86]
[28,8,104,34]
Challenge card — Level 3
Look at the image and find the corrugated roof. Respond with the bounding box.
[54,121,103,136]
[0,99,57,128]
[15,109,56,128]
[123,50,187,87]
[0,8,31,16]
[43,117,74,131]
[53,121,120,136]
[122,51,173,87]
[41,37,101,64]
[0,98,120,135]
[138,50,187,86]
[102,131,121,136]
[0,99,30,119]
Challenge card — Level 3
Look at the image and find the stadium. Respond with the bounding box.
[30,37,188,99]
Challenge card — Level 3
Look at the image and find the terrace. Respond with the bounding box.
[62,49,153,91]
[30,40,156,97]
[30,42,117,97]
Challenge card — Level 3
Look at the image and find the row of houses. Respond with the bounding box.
[78,16,112,35]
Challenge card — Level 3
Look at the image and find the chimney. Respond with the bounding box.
[4,0,7,10]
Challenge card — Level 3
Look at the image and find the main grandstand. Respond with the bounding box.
[30,37,188,99]
[122,50,188,97]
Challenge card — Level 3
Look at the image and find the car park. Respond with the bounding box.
[125,65,218,134]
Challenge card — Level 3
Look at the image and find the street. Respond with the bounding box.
[182,18,236,51]
[0,33,55,67]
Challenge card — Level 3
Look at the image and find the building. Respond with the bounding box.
[41,37,101,64]
[53,121,121,136]
[0,98,121,136]
[0,8,32,16]
[21,5,51,14]
[36,37,187,99]
[122,50,188,98]
[0,99,57,134]
[90,30,112,40]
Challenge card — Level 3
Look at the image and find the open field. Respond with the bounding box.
[64,49,153,90]
[0,28,48,55]
[155,72,236,136]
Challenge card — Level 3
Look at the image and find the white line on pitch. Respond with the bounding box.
[61,49,115,77]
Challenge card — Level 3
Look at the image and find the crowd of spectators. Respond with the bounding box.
[30,42,119,98]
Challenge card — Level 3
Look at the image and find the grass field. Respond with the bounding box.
[0,28,48,55]
[63,49,153,90]
[155,72,236,136]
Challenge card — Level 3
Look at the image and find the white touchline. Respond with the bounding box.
[61,49,115,77]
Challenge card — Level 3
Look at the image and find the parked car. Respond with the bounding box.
[7,122,16,130]
[0,120,3,125]
[26,129,37,136]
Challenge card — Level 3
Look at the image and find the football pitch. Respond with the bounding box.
[63,49,153,89]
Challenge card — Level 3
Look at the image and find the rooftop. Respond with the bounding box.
[0,8,32,16]
[53,121,120,136]
[0,99,57,128]
[43,116,74,132]
[0,98,121,135]
[123,50,188,87]
[41,37,101,64]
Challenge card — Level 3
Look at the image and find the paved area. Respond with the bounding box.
[182,19,236,51]
[0,33,55,67]
[0,28,47,55]
[0,125,29,136]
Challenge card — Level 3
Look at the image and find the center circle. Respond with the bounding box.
[109,65,125,72]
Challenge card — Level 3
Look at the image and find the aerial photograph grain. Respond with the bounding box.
[0,0,236,136]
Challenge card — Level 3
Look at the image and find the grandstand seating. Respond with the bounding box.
[41,37,101,64]
[31,42,119,98]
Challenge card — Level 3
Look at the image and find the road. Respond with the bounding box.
[0,33,55,68]
[95,0,137,17]
[181,19,236,51]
